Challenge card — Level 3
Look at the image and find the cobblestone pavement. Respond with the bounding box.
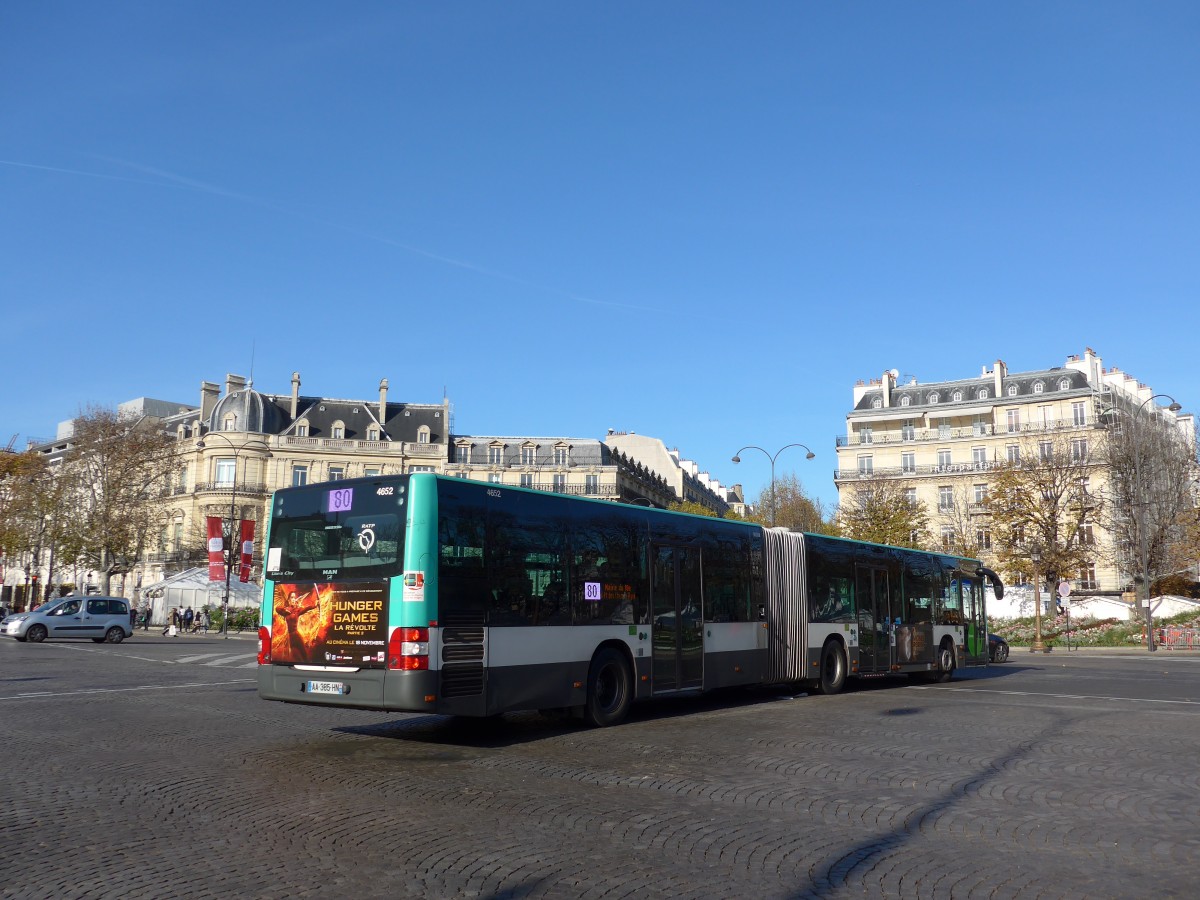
[2,642,1198,899]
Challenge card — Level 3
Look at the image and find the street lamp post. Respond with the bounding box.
[1029,547,1048,653]
[731,443,816,528]
[195,434,271,639]
[1124,393,1183,653]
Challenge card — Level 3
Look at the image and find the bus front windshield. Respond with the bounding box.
[265,481,407,581]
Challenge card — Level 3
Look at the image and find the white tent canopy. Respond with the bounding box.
[139,567,261,624]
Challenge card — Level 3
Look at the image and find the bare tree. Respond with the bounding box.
[59,407,180,593]
[747,473,832,533]
[934,482,985,559]
[1098,399,1198,638]
[837,475,930,548]
[986,431,1102,591]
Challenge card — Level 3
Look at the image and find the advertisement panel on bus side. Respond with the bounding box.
[270,580,388,667]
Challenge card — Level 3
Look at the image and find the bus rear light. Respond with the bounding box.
[388,627,429,670]
[257,627,271,665]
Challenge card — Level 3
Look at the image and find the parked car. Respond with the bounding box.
[988,633,1010,663]
[2,595,132,644]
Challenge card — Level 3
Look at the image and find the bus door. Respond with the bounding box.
[651,545,703,693]
[961,576,988,664]
[855,566,892,673]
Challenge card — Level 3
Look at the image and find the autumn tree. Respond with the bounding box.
[58,407,180,593]
[985,431,1102,592]
[837,475,930,548]
[932,482,985,560]
[746,473,832,533]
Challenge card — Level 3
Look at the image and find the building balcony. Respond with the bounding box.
[837,418,1104,447]
[194,480,269,495]
[277,436,446,457]
[834,461,1002,481]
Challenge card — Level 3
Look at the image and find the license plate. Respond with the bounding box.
[306,681,347,695]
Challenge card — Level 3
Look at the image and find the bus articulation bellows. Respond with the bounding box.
[256,474,1001,726]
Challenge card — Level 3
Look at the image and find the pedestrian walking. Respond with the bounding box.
[183,607,195,634]
[199,608,210,634]
[162,608,176,636]
[142,605,151,630]
[129,602,137,631]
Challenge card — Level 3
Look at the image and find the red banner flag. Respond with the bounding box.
[207,517,225,581]
[238,519,256,583]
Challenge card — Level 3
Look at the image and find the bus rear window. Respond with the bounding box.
[267,513,402,577]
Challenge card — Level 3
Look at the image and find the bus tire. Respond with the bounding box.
[584,647,632,727]
[934,640,956,683]
[817,640,847,695]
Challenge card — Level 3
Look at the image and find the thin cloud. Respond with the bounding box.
[2,156,666,314]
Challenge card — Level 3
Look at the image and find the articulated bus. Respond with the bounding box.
[256,473,1002,726]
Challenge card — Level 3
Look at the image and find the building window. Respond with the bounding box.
[364,467,381,477]
[553,474,566,492]
[1033,381,1044,394]
[973,483,987,504]
[553,446,570,466]
[1059,378,1071,391]
[972,446,987,466]
[457,444,472,464]
[456,471,469,479]
[937,449,952,469]
[296,422,309,437]
[900,395,911,407]
[177,466,188,494]
[329,466,345,481]
[928,392,940,404]
[489,473,502,484]
[417,427,430,444]
[976,527,992,550]
[901,420,915,441]
[978,388,989,400]
[952,390,963,402]
[331,422,345,439]
[938,486,953,511]
[1072,401,1087,426]
[1006,444,1020,463]
[1070,439,1088,462]
[937,422,951,439]
[1038,441,1053,463]
[901,452,915,474]
[1007,384,1019,397]
[292,465,308,487]
[1078,477,1091,496]
[172,522,183,552]
[973,417,988,436]
[367,427,379,441]
[941,527,954,551]
[872,397,883,409]
[585,474,599,494]
[857,455,873,475]
[1006,409,1021,433]
[520,473,533,488]
[488,446,503,465]
[222,414,236,431]
[215,458,235,487]
[859,426,873,445]
[410,465,435,473]
[1079,563,1098,590]
[521,446,536,466]
[903,487,917,504]
[1079,522,1094,546]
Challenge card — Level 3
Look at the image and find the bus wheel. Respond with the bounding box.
[584,647,632,727]
[817,641,847,695]
[934,641,956,683]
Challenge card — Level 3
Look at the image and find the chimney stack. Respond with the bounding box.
[200,381,220,426]
[379,378,389,423]
[290,372,301,420]
[993,360,1006,397]
[225,373,247,396]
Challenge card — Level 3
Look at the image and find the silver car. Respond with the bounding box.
[2,596,133,644]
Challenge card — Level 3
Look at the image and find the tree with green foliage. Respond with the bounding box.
[746,473,833,533]
[837,475,929,548]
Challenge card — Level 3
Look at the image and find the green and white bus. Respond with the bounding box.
[256,473,1001,726]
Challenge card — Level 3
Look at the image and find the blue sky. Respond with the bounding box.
[2,2,1197,510]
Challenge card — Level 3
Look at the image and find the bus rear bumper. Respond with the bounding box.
[257,665,438,712]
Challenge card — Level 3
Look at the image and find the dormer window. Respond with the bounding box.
[952,390,963,402]
[928,392,940,403]
[417,426,430,444]
[331,420,345,439]
[900,395,911,407]
[872,398,883,409]
[367,427,379,441]
[1033,381,1045,394]
[455,442,472,464]
[978,388,989,400]
[296,421,309,437]
[1007,385,1019,396]
[1059,378,1071,391]
[553,445,570,466]
[222,414,236,431]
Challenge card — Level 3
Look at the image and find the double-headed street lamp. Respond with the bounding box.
[195,433,272,639]
[731,443,816,528]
